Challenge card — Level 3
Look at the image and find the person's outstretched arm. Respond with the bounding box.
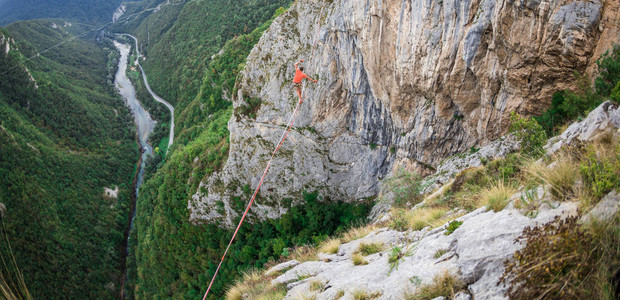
[294,59,303,70]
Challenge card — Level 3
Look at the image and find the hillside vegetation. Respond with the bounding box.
[117,0,291,108]
[0,0,123,26]
[0,21,137,298]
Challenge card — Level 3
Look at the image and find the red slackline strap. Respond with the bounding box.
[202,2,325,298]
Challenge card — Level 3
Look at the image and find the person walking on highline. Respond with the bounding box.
[293,59,317,102]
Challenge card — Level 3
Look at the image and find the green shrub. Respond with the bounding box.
[595,44,620,97]
[509,112,547,158]
[536,44,618,135]
[611,81,620,103]
[487,153,524,180]
[444,220,463,235]
[384,169,424,207]
[535,91,569,135]
[389,210,409,231]
[388,246,404,273]
[236,97,262,119]
[580,145,620,199]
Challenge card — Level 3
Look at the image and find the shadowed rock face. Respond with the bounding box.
[190,0,613,225]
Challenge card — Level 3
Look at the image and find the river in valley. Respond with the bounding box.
[113,40,155,298]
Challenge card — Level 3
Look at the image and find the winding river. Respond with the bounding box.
[113,40,155,298]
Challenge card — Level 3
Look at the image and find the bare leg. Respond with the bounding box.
[296,87,302,102]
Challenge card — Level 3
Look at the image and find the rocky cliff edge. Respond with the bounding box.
[190,0,615,225]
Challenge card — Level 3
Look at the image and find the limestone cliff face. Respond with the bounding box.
[189,0,615,224]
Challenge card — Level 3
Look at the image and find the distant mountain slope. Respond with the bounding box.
[0,0,124,26]
[114,0,292,108]
[0,21,137,298]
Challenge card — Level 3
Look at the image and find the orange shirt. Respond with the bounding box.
[293,69,309,83]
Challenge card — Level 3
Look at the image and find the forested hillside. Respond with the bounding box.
[0,0,123,26]
[116,0,291,108]
[0,20,137,298]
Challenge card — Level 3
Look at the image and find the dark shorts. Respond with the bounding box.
[292,82,302,90]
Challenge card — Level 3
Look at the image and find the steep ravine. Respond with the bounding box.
[189,0,618,225]
[113,31,176,298]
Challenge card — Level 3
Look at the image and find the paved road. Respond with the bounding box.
[122,33,175,150]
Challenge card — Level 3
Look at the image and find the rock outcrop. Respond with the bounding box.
[545,101,620,154]
[239,101,620,299]
[190,0,615,224]
[270,202,578,300]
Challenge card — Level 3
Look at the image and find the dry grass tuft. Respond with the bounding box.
[290,245,319,263]
[226,269,287,300]
[389,207,461,232]
[352,288,382,300]
[541,157,579,200]
[405,270,466,300]
[480,180,517,212]
[356,242,384,256]
[318,238,341,255]
[308,279,325,292]
[341,224,379,243]
[292,292,317,300]
[1,221,32,300]
[434,249,448,259]
[407,207,452,231]
[352,253,369,266]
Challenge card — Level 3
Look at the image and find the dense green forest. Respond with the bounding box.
[0,20,137,298]
[0,0,124,26]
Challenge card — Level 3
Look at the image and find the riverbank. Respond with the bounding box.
[122,34,175,151]
[113,40,155,299]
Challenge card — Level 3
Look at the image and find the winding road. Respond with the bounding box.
[121,33,175,150]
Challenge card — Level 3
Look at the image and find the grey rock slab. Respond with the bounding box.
[582,190,619,223]
[265,260,301,277]
[272,261,329,286]
[455,202,578,299]
[453,291,472,300]
[277,195,578,299]
[546,101,619,155]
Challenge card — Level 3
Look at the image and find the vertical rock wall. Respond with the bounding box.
[189,0,614,224]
